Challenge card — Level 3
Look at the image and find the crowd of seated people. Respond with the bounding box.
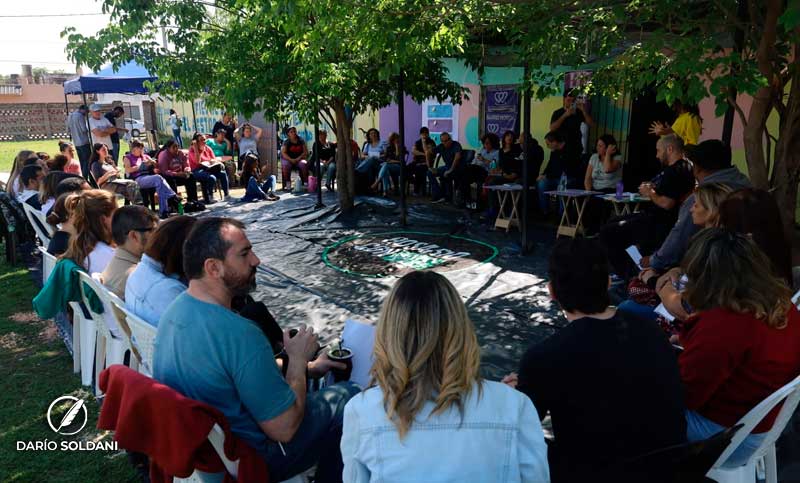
[15,98,800,483]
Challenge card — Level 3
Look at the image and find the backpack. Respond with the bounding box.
[176,118,183,128]
[182,200,206,213]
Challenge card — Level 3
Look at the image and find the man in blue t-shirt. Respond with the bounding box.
[154,217,359,482]
[427,131,463,203]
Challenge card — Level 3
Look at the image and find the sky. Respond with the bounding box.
[0,0,111,75]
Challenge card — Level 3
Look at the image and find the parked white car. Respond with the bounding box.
[122,118,146,139]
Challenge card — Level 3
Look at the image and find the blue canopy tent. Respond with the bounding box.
[63,61,157,95]
[62,62,170,152]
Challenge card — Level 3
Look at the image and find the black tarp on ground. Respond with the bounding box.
[205,192,565,379]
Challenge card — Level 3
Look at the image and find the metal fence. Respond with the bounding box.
[0,103,79,141]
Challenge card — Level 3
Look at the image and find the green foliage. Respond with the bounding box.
[63,0,478,125]
[503,0,793,116]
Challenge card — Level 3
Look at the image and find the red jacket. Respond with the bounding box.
[98,365,269,482]
[679,306,800,432]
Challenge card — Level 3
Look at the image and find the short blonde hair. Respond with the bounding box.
[694,183,733,227]
[371,271,481,438]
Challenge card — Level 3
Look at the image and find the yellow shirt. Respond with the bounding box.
[671,112,702,146]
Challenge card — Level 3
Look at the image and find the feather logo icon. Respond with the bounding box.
[46,396,88,436]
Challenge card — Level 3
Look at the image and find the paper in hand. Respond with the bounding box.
[654,303,676,322]
[625,245,643,269]
[340,319,377,389]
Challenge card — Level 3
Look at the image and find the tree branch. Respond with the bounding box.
[729,96,749,128]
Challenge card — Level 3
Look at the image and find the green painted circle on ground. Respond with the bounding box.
[322,231,499,278]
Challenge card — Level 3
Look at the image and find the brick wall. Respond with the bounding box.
[0,103,81,141]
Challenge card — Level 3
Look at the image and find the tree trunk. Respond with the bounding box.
[333,101,355,212]
[743,0,781,190]
[772,52,800,236]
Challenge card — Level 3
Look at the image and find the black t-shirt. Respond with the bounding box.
[551,107,585,151]
[517,311,686,482]
[413,138,437,165]
[282,139,306,160]
[212,121,236,146]
[543,144,584,181]
[650,159,695,220]
[503,142,544,185]
[499,144,522,172]
[47,230,70,256]
[105,112,120,143]
[313,141,336,162]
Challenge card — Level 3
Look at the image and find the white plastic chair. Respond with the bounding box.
[77,271,129,395]
[38,246,56,285]
[176,423,309,483]
[118,304,157,376]
[22,202,53,246]
[707,374,800,483]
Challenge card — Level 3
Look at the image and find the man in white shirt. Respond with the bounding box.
[17,165,44,209]
[88,104,119,161]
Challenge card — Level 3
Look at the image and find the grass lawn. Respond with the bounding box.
[0,141,131,174]
[0,255,138,482]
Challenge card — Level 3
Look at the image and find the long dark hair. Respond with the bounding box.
[61,189,117,269]
[501,130,516,149]
[144,215,197,278]
[89,143,110,165]
[156,139,178,160]
[241,153,260,182]
[718,188,792,284]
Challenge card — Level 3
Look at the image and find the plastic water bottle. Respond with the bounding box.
[177,200,184,215]
[615,181,624,200]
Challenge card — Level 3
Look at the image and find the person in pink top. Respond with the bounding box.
[59,141,83,176]
[188,132,230,203]
[123,140,180,218]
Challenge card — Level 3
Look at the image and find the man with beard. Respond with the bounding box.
[599,134,695,280]
[153,217,359,483]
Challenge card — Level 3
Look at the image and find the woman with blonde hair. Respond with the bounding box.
[679,228,800,467]
[341,271,549,482]
[7,149,36,196]
[61,189,118,273]
[689,182,732,228]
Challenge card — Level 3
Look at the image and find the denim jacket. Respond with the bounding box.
[341,380,550,483]
[125,254,186,327]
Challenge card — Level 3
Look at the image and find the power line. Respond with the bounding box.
[0,60,75,65]
[0,13,104,18]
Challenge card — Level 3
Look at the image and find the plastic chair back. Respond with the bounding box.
[22,202,52,245]
[121,304,157,375]
[711,374,800,469]
[38,246,56,284]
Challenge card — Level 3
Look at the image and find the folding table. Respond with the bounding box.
[544,189,602,238]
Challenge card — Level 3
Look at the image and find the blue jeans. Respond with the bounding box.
[686,410,765,468]
[617,300,659,322]
[355,157,380,181]
[240,175,277,202]
[172,128,182,148]
[427,166,462,200]
[537,177,559,213]
[378,162,402,192]
[325,162,336,186]
[192,167,228,201]
[263,382,360,482]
